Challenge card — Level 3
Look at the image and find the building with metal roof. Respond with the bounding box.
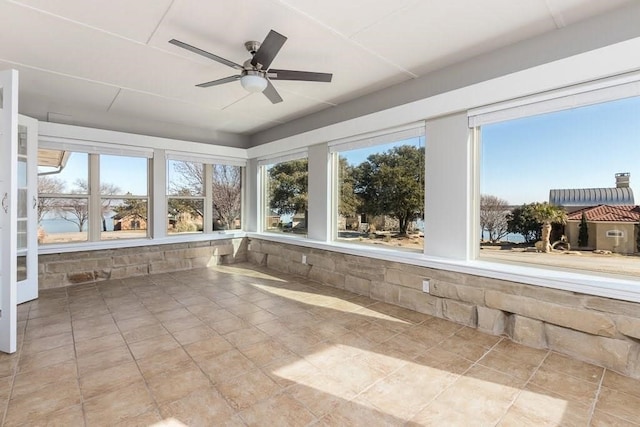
[549,173,634,211]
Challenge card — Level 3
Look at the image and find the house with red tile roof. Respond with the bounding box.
[565,205,640,254]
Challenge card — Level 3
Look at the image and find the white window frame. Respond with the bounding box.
[328,124,426,247]
[37,127,248,254]
[258,149,309,236]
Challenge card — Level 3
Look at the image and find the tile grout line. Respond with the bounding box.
[586,368,606,425]
[99,279,165,422]
[140,273,244,422]
[492,347,552,426]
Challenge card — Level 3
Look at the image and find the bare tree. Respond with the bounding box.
[480,194,510,243]
[59,196,89,232]
[212,165,241,229]
[170,161,203,194]
[170,161,241,230]
[37,175,65,222]
[58,179,121,232]
[100,182,122,231]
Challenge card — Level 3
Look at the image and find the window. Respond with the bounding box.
[38,151,89,244]
[100,155,148,240]
[262,156,308,235]
[38,145,152,245]
[212,164,242,231]
[331,130,425,252]
[478,95,640,279]
[166,158,243,235]
[167,160,204,234]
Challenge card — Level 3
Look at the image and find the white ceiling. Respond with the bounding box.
[0,0,633,146]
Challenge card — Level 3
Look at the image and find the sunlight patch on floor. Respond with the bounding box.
[272,345,568,423]
[210,265,287,282]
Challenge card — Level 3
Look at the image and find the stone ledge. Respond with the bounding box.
[486,290,616,338]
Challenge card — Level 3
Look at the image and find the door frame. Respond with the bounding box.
[0,69,19,353]
[17,114,38,304]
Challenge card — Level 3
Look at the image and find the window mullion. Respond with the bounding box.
[204,164,213,233]
[89,153,101,241]
[153,150,167,239]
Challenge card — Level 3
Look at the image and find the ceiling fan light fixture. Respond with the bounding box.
[240,73,268,93]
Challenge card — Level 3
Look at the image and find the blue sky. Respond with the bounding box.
[481,96,640,205]
[40,153,148,196]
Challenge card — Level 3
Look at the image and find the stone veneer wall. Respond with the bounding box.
[38,238,247,289]
[248,238,640,379]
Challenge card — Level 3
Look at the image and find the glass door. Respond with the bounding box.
[0,69,19,353]
[17,115,38,304]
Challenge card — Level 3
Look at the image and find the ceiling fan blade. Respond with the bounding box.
[268,69,332,82]
[196,75,240,88]
[263,80,283,104]
[169,39,243,71]
[251,30,287,70]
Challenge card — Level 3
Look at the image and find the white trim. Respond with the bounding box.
[257,149,308,167]
[328,122,425,153]
[247,37,640,158]
[468,70,640,127]
[165,151,246,167]
[39,137,154,158]
[248,233,640,303]
[39,122,247,159]
[38,231,246,255]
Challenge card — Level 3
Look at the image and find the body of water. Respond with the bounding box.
[481,231,525,243]
[40,217,115,233]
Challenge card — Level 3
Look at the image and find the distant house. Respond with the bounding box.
[565,205,640,254]
[113,214,147,231]
[549,172,634,213]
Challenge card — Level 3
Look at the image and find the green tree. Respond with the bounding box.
[337,157,360,218]
[354,145,425,235]
[532,202,567,253]
[268,159,308,220]
[507,202,567,248]
[578,212,589,247]
[507,203,541,243]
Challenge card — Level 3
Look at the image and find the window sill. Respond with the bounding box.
[38,231,247,255]
[247,232,640,303]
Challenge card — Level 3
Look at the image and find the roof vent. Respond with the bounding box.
[616,172,630,188]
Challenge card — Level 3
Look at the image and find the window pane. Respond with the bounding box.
[168,198,204,234]
[37,150,89,244]
[102,198,148,240]
[212,164,242,230]
[264,158,308,235]
[168,160,203,196]
[38,151,88,194]
[100,155,148,196]
[335,137,425,252]
[479,96,640,279]
[38,197,89,244]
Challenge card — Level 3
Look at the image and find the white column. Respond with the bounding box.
[152,149,167,239]
[424,112,474,260]
[307,143,330,242]
[244,158,259,232]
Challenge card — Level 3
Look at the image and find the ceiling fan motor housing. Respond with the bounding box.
[244,40,261,56]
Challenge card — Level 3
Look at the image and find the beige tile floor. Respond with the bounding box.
[1,263,639,426]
